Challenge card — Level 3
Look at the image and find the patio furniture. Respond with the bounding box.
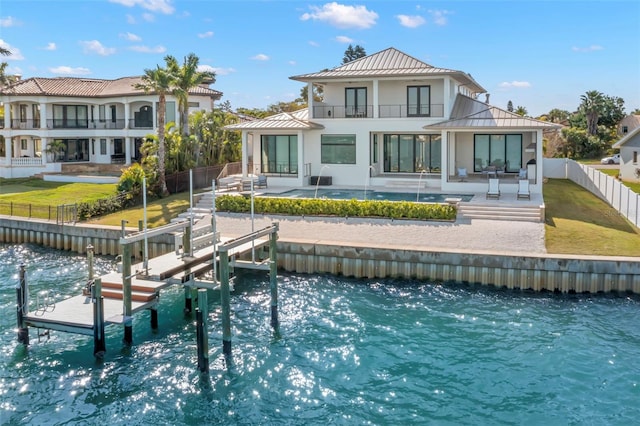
[457,168,468,182]
[486,178,501,199]
[256,174,268,188]
[482,165,497,179]
[517,179,531,200]
[517,168,527,180]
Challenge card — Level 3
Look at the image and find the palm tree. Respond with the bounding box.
[580,90,604,136]
[134,66,173,196]
[514,106,528,117]
[0,46,13,87]
[165,53,215,138]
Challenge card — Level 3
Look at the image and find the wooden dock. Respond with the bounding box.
[18,219,278,367]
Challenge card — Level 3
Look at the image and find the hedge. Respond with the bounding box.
[215,194,456,221]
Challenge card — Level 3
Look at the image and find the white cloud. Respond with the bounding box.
[109,0,175,14]
[198,31,214,39]
[142,12,155,22]
[80,40,116,56]
[120,32,142,42]
[429,10,451,26]
[0,40,24,59]
[49,66,92,76]
[572,45,603,52]
[44,42,57,51]
[499,81,532,89]
[251,53,269,61]
[301,2,378,29]
[0,16,21,27]
[129,44,167,53]
[202,66,235,76]
[335,35,353,43]
[289,60,297,66]
[309,41,320,47]
[396,15,425,28]
[126,14,136,24]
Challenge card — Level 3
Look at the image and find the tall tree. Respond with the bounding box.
[514,106,528,117]
[0,46,13,87]
[134,66,173,196]
[342,44,366,64]
[579,90,605,136]
[507,100,514,112]
[165,53,215,138]
[547,108,571,123]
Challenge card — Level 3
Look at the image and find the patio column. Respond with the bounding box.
[40,103,48,129]
[297,130,304,186]
[5,136,12,161]
[41,137,48,165]
[372,79,379,118]
[307,82,314,119]
[123,101,130,129]
[3,103,10,128]
[441,131,448,181]
[442,78,451,118]
[125,137,131,165]
[535,129,543,186]
[241,131,249,177]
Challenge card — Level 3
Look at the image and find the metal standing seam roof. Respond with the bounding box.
[0,76,222,99]
[426,94,562,130]
[224,108,324,130]
[289,47,486,94]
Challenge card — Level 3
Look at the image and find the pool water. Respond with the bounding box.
[264,188,474,203]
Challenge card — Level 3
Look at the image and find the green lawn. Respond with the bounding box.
[543,179,640,256]
[87,192,191,228]
[0,178,118,204]
[598,169,640,193]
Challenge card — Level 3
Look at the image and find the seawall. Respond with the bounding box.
[1,216,639,294]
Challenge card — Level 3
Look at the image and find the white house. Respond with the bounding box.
[0,76,221,178]
[613,126,640,182]
[225,47,560,194]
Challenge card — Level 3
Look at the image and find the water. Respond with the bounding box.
[263,189,474,203]
[2,244,640,425]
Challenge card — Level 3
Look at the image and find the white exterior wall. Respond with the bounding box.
[619,135,640,182]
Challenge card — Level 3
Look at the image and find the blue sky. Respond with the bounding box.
[1,0,638,117]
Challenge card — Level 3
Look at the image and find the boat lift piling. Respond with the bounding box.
[16,263,29,345]
[92,278,106,357]
[196,288,209,373]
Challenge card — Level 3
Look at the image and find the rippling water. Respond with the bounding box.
[1,243,640,425]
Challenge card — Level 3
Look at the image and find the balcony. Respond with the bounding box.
[312,104,444,119]
[11,119,41,130]
[89,120,126,129]
[43,119,127,129]
[129,118,154,130]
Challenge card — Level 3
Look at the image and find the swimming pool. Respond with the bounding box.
[263,188,474,203]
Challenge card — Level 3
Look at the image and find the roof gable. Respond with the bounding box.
[224,108,324,131]
[290,47,486,93]
[613,126,640,148]
[426,95,562,130]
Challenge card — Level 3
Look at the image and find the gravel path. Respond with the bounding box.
[209,213,547,255]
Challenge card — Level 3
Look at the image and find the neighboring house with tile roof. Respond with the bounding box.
[225,47,560,195]
[0,76,221,178]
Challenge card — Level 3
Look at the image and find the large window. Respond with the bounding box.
[321,135,356,164]
[261,135,298,174]
[53,105,88,128]
[19,105,27,122]
[407,86,430,117]
[345,87,367,117]
[383,134,441,173]
[474,134,522,173]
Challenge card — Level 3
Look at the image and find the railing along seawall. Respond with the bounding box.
[544,158,640,228]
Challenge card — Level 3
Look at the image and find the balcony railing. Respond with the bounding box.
[89,120,126,129]
[11,157,43,166]
[42,119,127,129]
[312,104,445,119]
[11,119,41,129]
[129,119,154,129]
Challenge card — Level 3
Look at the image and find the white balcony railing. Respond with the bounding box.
[11,157,43,166]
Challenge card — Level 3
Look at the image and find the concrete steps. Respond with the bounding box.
[458,203,543,222]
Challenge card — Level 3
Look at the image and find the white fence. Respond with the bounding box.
[544,158,639,228]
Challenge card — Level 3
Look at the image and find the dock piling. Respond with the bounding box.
[220,249,232,356]
[92,278,106,357]
[196,288,209,373]
[150,307,158,330]
[184,285,193,314]
[269,227,279,329]
[122,244,133,346]
[16,263,29,345]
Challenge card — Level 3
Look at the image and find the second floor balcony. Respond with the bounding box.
[312,104,445,119]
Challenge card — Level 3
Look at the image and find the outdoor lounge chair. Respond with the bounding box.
[517,168,527,180]
[457,168,468,182]
[517,179,531,200]
[256,174,268,188]
[486,178,500,199]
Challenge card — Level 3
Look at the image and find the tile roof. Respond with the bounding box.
[425,95,562,130]
[0,76,222,99]
[224,108,324,130]
[290,47,486,94]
